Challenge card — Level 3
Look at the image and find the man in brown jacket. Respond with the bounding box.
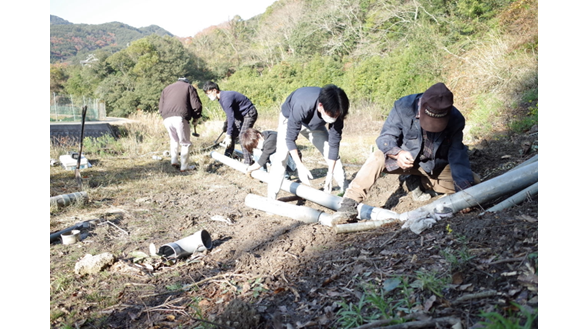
[159,77,202,171]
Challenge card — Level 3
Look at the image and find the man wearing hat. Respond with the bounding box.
[332,82,476,224]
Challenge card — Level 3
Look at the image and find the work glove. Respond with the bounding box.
[323,170,334,193]
[296,163,314,185]
[222,121,228,133]
[220,135,232,148]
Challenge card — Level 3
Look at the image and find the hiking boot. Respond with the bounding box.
[330,197,359,225]
[405,175,431,202]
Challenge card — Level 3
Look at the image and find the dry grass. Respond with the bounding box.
[49,107,383,202]
[441,0,538,140]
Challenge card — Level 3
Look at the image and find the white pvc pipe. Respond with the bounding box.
[210,151,399,221]
[399,161,538,219]
[482,182,538,214]
[244,194,329,224]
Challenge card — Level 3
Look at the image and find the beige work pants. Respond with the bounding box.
[344,149,456,203]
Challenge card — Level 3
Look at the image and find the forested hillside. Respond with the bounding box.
[50,0,537,140]
[50,15,173,64]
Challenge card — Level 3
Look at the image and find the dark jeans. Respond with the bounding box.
[225,107,258,165]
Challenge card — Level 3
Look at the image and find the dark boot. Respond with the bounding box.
[331,197,359,225]
[405,175,431,202]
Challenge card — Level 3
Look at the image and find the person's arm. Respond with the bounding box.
[376,99,417,170]
[285,110,303,153]
[220,95,236,137]
[189,85,203,123]
[257,140,274,168]
[376,103,404,156]
[447,113,474,191]
[245,162,262,178]
[326,119,343,161]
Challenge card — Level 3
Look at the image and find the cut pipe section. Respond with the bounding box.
[157,230,212,259]
[210,151,399,221]
[50,191,88,208]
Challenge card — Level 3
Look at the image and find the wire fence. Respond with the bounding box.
[50,93,106,122]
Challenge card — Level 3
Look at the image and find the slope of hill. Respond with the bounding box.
[50,15,174,64]
[50,15,72,25]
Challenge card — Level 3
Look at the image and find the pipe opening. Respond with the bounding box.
[157,230,212,259]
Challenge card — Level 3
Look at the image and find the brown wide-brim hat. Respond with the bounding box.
[419,82,453,133]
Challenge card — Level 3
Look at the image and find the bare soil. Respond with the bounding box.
[50,127,538,329]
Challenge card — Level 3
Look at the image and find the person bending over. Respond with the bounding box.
[159,77,202,171]
[203,81,258,165]
[241,128,298,178]
[267,84,350,200]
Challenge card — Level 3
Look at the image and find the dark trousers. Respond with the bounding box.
[225,107,258,165]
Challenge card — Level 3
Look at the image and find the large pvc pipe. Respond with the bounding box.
[482,182,538,214]
[335,161,538,233]
[399,161,537,220]
[210,151,399,221]
[50,191,88,208]
[244,194,330,224]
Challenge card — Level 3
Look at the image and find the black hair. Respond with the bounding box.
[203,81,220,92]
[318,84,349,120]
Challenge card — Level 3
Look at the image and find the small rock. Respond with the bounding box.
[75,252,116,275]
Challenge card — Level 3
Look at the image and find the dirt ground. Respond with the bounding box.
[50,126,538,329]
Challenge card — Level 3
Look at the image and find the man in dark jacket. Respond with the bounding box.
[159,77,202,171]
[332,82,476,223]
[267,85,349,200]
[202,81,258,165]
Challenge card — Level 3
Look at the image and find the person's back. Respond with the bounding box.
[159,79,201,122]
[158,78,202,171]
